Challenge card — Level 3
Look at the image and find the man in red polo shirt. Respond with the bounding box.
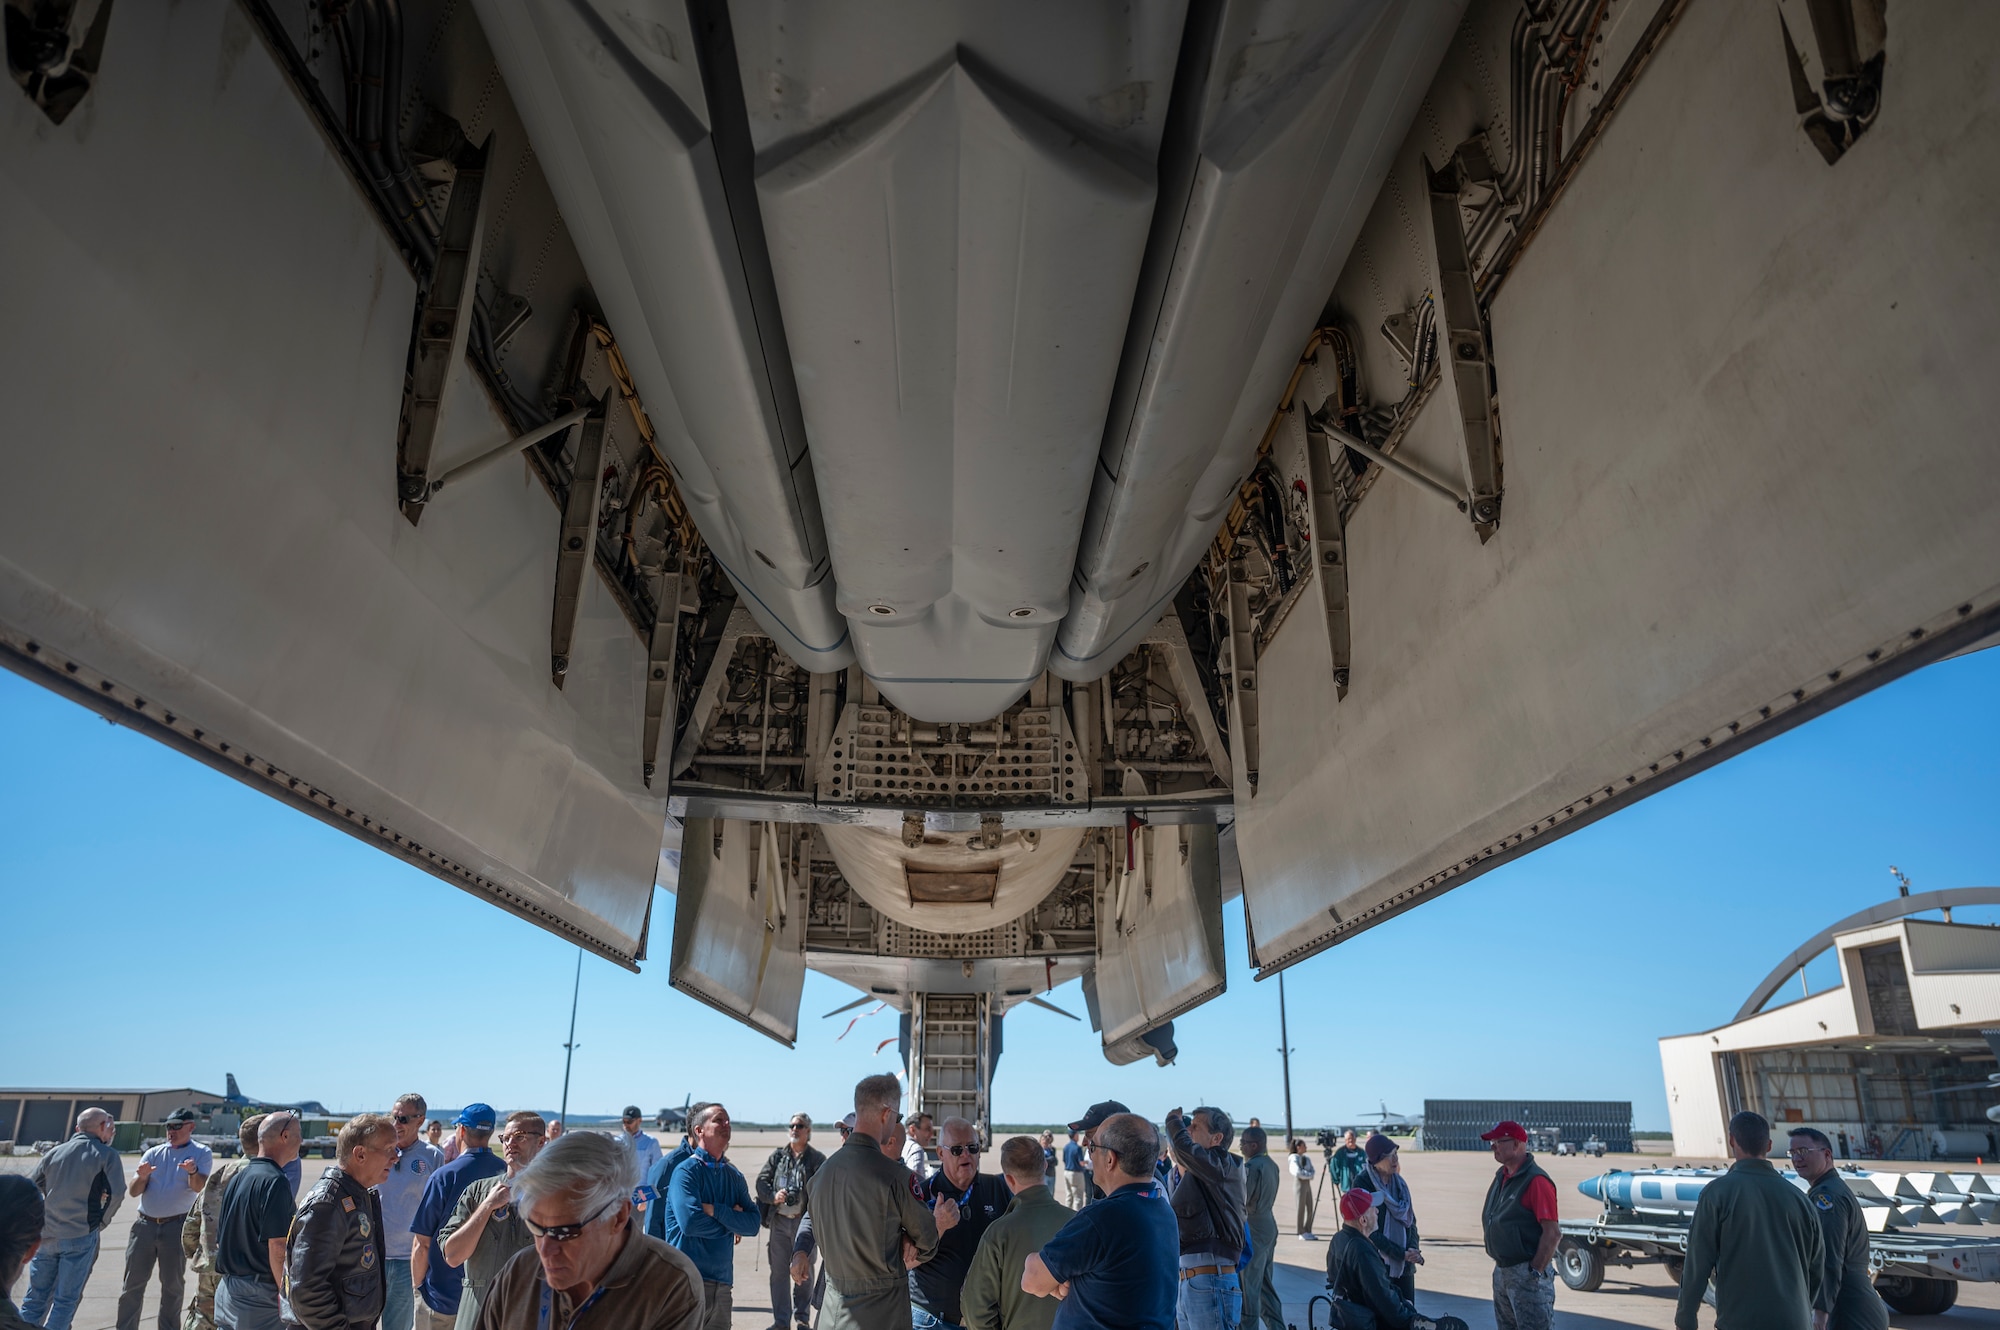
[1479,1121,1559,1330]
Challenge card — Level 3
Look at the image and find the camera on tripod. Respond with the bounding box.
[1315,1127,1339,1152]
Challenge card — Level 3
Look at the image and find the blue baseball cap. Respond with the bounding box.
[454,1103,496,1129]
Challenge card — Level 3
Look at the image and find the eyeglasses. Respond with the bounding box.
[944,1144,983,1158]
[790,1123,810,1131]
[392,1114,418,1125]
[525,1197,621,1243]
[504,1132,546,1143]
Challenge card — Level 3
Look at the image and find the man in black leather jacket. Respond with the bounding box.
[284,1115,398,1330]
[1165,1106,1247,1330]
[1326,1188,1457,1330]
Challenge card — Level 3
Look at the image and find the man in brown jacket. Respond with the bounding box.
[475,1132,703,1330]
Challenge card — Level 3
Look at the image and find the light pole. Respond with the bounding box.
[558,949,582,1127]
[1279,970,1296,1149]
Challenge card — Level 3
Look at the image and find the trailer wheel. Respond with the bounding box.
[1556,1238,1605,1292]
[1875,1274,1954,1315]
[1662,1257,1685,1286]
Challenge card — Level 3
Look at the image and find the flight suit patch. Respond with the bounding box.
[1814,1194,1834,1210]
[361,1243,376,1270]
[341,1197,356,1213]
[359,1214,372,1237]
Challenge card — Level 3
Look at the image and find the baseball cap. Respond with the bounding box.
[1339,1187,1374,1223]
[840,1113,857,1131]
[1481,1120,1528,1143]
[1068,1100,1130,1133]
[164,1108,197,1126]
[454,1103,497,1129]
[622,1105,643,1119]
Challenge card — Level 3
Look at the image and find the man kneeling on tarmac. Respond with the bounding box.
[1326,1188,1466,1330]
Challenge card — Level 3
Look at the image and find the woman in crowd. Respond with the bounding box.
[1288,1139,1318,1239]
[1361,1132,1423,1300]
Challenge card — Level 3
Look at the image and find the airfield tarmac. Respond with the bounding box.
[9,1132,1998,1328]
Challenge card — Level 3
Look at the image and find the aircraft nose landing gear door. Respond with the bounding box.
[1086,822,1226,1065]
[669,818,809,1046]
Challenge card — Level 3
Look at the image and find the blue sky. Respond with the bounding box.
[2,648,1995,1133]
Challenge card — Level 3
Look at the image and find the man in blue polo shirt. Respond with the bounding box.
[1023,1113,1177,1330]
[408,1104,503,1329]
[666,1103,759,1330]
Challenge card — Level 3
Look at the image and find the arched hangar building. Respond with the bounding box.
[1662,890,2000,1160]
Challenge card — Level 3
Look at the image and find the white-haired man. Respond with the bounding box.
[909,1117,1010,1330]
[20,1106,125,1330]
[473,1130,703,1330]
[284,1114,399,1330]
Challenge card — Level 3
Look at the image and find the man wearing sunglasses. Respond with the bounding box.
[755,1115,823,1330]
[907,1119,1010,1330]
[374,1094,444,1330]
[437,1112,548,1330]
[474,1131,703,1330]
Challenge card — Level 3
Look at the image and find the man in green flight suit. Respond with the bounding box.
[1676,1111,1824,1330]
[802,1073,939,1330]
[1785,1128,1888,1330]
[1237,1127,1284,1330]
[959,1137,1073,1330]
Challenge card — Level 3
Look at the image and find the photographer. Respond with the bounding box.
[1164,1107,1245,1330]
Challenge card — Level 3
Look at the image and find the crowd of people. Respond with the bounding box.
[0,1087,1884,1330]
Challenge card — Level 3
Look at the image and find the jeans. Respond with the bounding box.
[911,1309,964,1330]
[382,1260,414,1330]
[214,1276,284,1330]
[119,1214,189,1330]
[20,1231,101,1330]
[1492,1261,1556,1330]
[1176,1270,1241,1330]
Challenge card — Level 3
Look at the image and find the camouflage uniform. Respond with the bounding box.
[181,1158,250,1330]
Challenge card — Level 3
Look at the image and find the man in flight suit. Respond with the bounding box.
[801,1074,939,1330]
[1676,1111,1823,1330]
[1786,1128,1887,1330]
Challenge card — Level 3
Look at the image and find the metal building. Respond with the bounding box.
[1661,889,2000,1159]
[0,1087,222,1145]
[1423,1099,1632,1153]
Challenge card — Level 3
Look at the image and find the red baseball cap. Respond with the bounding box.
[1338,1187,1374,1223]
[1481,1120,1528,1143]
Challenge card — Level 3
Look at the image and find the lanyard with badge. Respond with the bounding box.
[929,1174,974,1212]
[537,1281,606,1330]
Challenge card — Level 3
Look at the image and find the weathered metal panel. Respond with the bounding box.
[1237,0,2000,973]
